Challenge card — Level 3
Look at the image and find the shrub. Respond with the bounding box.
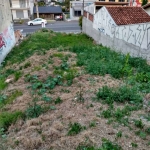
[79,16,83,30]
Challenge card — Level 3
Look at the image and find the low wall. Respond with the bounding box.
[83,17,150,60]
[0,24,16,64]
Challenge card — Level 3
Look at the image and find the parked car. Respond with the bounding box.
[55,15,63,21]
[27,18,47,26]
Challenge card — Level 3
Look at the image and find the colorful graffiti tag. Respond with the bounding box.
[0,34,6,51]
[0,24,15,64]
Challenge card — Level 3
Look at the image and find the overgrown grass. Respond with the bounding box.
[0,111,23,130]
[0,90,23,108]
[76,138,122,150]
[2,31,93,66]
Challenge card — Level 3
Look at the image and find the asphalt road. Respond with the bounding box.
[14,21,81,35]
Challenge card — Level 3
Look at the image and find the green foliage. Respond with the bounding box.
[100,138,123,150]
[55,97,62,104]
[76,139,122,150]
[142,0,148,6]
[0,111,23,130]
[135,131,147,139]
[131,142,138,148]
[134,119,144,129]
[24,62,31,68]
[96,86,142,105]
[14,71,22,81]
[116,131,122,138]
[68,122,86,135]
[89,121,96,128]
[79,16,82,29]
[0,77,7,90]
[25,102,43,119]
[0,90,22,108]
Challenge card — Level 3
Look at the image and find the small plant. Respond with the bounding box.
[14,71,22,81]
[0,77,7,90]
[68,122,86,136]
[24,62,31,68]
[76,85,84,103]
[79,16,82,30]
[55,97,62,104]
[116,131,122,138]
[135,131,147,139]
[25,102,43,118]
[89,121,96,128]
[101,108,113,118]
[100,138,123,150]
[134,119,144,129]
[131,142,138,148]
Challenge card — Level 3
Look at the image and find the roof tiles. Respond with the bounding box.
[106,7,150,25]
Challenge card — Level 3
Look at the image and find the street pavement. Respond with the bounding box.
[13,21,81,35]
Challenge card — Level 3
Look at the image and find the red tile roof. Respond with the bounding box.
[106,6,150,25]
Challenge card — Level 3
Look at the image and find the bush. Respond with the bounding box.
[79,16,83,30]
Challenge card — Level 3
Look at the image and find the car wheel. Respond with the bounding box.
[30,23,33,26]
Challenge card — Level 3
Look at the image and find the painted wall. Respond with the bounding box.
[0,0,16,64]
[93,7,150,50]
[84,3,95,14]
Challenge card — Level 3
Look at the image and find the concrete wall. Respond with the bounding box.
[0,0,16,64]
[83,16,150,60]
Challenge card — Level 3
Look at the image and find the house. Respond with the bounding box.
[0,0,16,64]
[83,6,150,60]
[33,6,62,19]
[10,0,34,21]
[143,3,150,15]
[70,0,129,20]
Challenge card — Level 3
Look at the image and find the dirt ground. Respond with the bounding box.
[1,50,150,150]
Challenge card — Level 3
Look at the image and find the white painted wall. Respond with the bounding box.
[93,6,150,50]
[0,0,16,64]
[84,3,95,14]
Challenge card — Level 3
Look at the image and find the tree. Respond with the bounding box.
[34,0,39,18]
[142,0,148,6]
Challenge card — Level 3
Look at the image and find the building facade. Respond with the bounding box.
[70,0,128,20]
[10,0,34,20]
[0,0,16,64]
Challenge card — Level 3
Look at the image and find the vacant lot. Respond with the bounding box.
[0,29,150,150]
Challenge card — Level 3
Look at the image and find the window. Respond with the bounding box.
[99,0,105,1]
[74,11,81,17]
[109,0,115,1]
[19,0,26,8]
[119,0,125,2]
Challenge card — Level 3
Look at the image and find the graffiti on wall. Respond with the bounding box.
[0,24,15,63]
[93,7,150,50]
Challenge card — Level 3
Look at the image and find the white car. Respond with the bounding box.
[27,18,47,26]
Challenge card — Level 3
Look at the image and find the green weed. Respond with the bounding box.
[89,121,96,128]
[25,102,43,119]
[68,122,86,136]
[131,142,138,148]
[24,62,31,68]
[14,71,22,81]
[55,97,62,104]
[135,131,147,139]
[134,119,144,129]
[116,131,122,138]
[0,90,22,108]
[0,77,7,90]
[0,111,23,130]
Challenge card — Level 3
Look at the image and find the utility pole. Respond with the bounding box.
[83,0,84,15]
[34,0,39,18]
